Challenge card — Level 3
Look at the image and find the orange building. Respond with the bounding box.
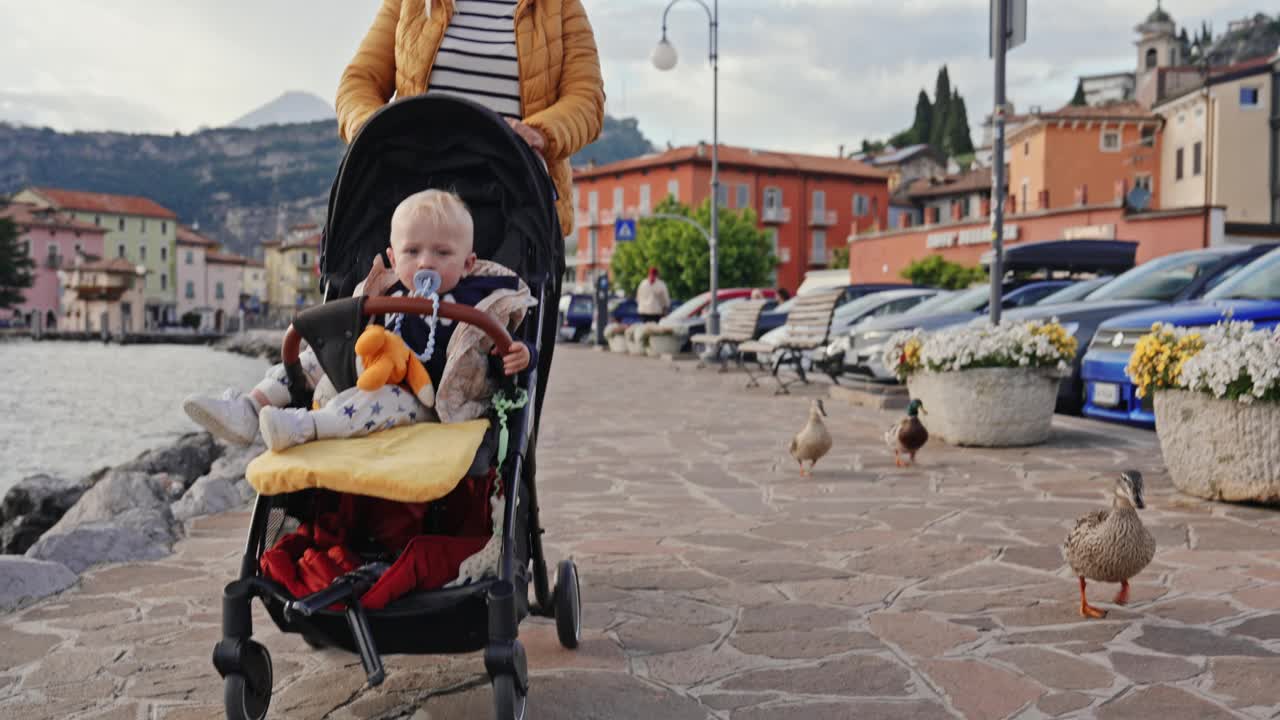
[570,143,889,294]
[1006,103,1163,214]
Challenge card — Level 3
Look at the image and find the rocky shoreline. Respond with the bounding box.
[0,431,267,613]
[0,329,289,613]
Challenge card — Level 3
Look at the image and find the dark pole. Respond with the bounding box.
[989,0,1008,325]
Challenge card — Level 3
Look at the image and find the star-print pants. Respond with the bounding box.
[309,383,437,441]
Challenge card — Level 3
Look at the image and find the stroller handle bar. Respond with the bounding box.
[281,297,514,365]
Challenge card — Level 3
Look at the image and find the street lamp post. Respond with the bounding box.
[653,0,720,335]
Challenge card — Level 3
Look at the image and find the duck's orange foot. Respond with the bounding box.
[1113,579,1130,606]
[1080,603,1108,619]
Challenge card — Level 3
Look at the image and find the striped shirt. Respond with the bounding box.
[426,0,522,120]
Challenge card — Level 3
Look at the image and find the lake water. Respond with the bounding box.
[0,339,269,495]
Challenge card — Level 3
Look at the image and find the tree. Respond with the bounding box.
[899,255,986,290]
[0,215,35,310]
[944,90,975,156]
[829,245,850,269]
[1070,79,1087,106]
[909,90,933,148]
[610,196,776,301]
[929,66,952,150]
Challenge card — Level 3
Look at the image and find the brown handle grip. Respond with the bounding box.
[281,297,513,364]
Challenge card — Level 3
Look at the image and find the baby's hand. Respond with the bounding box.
[495,342,531,375]
[361,254,397,297]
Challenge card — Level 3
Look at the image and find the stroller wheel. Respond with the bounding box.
[492,673,528,720]
[553,559,581,649]
[223,640,272,720]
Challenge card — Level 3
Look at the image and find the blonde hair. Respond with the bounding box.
[390,189,474,250]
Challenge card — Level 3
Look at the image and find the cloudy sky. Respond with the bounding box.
[0,0,1264,154]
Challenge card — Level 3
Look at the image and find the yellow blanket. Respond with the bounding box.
[246,420,491,503]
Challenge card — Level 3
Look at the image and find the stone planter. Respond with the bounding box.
[626,337,647,355]
[906,367,1061,447]
[607,335,628,353]
[648,333,683,357]
[1154,389,1280,504]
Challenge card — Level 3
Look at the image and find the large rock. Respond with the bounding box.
[1155,389,1280,504]
[1,474,91,554]
[216,329,285,364]
[25,471,181,573]
[0,556,77,612]
[171,442,261,522]
[117,432,223,488]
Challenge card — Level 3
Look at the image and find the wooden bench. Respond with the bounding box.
[738,288,843,394]
[689,299,769,372]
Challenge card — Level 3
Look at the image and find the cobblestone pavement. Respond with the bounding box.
[3,346,1280,719]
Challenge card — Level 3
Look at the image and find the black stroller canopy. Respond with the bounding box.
[321,95,562,298]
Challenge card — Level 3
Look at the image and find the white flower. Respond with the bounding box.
[1178,323,1279,403]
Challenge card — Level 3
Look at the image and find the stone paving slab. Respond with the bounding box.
[3,346,1280,719]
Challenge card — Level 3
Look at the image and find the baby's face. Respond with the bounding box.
[388,216,476,294]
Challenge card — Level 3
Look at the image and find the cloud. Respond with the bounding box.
[0,0,1265,155]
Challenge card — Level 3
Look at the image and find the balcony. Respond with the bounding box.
[761,206,792,224]
[809,209,837,227]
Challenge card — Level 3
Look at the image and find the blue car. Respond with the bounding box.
[1082,246,1280,428]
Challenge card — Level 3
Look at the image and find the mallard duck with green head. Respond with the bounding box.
[885,399,928,467]
[1064,470,1156,618]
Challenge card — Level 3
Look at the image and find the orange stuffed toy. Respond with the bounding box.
[354,325,435,408]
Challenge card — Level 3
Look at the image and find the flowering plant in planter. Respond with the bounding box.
[604,322,627,338]
[1128,321,1280,403]
[884,320,1078,381]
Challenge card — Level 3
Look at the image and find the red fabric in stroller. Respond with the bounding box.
[260,473,496,609]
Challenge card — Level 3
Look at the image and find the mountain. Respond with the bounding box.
[230,91,335,129]
[0,113,654,258]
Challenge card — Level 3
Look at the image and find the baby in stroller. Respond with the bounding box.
[184,189,536,452]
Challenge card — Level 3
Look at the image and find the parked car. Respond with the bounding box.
[1081,246,1280,428]
[841,281,1069,381]
[756,283,915,336]
[1027,275,1115,304]
[997,242,1278,413]
[658,288,779,350]
[557,292,596,342]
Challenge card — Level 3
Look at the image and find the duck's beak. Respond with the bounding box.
[1133,492,1145,509]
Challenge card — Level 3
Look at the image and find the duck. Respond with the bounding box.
[789,399,832,478]
[1063,470,1156,619]
[885,399,928,467]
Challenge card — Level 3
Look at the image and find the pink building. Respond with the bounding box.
[205,251,246,331]
[176,225,247,332]
[3,202,106,329]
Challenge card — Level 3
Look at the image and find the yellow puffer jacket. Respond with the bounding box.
[336,0,605,237]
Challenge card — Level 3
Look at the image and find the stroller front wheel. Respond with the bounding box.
[492,673,528,720]
[223,640,272,720]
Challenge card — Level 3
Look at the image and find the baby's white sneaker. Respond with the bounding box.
[183,389,259,446]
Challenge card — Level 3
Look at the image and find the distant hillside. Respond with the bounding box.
[0,113,654,257]
[230,91,335,129]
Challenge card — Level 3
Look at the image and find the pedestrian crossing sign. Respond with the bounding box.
[614,218,636,242]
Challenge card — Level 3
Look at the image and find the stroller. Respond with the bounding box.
[211,96,578,720]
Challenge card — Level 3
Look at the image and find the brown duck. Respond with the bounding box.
[1064,470,1156,618]
[884,399,928,467]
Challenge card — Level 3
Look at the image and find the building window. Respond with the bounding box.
[1020,179,1029,214]
[853,194,869,217]
[1145,48,1157,70]
[667,179,679,199]
[141,219,147,234]
[1134,174,1153,192]
[300,252,309,267]
[185,281,195,299]
[1176,147,1184,180]
[811,230,826,263]
[1192,142,1202,176]
[812,189,825,211]
[960,196,972,217]
[160,246,167,261]
[1140,126,1155,147]
[118,243,126,258]
[587,190,598,217]
[74,243,82,254]
[736,184,750,209]
[1100,131,1121,152]
[118,218,125,231]
[160,273,167,290]
[612,186,623,211]
[1241,87,1259,107]
[766,228,779,258]
[588,228,598,260]
[215,282,225,300]
[94,215,101,226]
[161,221,167,235]
[639,184,651,212]
[140,245,147,261]
[186,250,194,265]
[46,244,59,268]
[1023,141,1029,156]
[716,183,729,207]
